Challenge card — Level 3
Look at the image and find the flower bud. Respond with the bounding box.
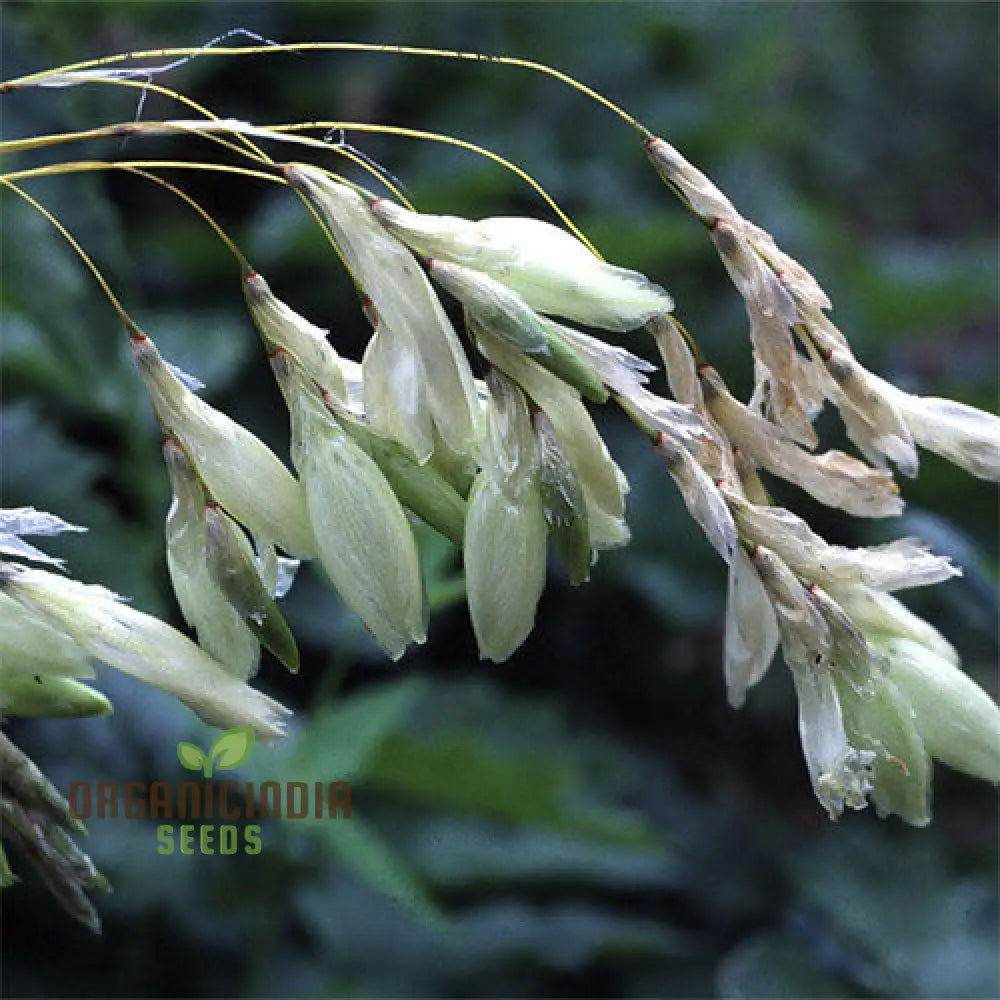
[0,591,93,681]
[243,270,348,402]
[825,585,959,665]
[832,667,931,826]
[283,166,480,461]
[1,564,291,742]
[131,330,316,558]
[878,638,1000,784]
[878,380,1000,482]
[789,655,876,819]
[163,438,261,680]
[371,199,673,332]
[274,352,427,660]
[0,674,112,718]
[464,374,547,661]
[646,137,739,225]
[337,407,467,547]
[474,330,626,523]
[816,345,918,477]
[429,260,609,403]
[723,547,780,709]
[655,432,737,564]
[464,475,548,662]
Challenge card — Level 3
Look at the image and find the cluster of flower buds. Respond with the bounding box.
[1,730,110,933]
[643,135,1000,819]
[12,130,992,824]
[646,137,1000,482]
[0,507,290,741]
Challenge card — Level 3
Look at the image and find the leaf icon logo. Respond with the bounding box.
[176,726,255,778]
[177,741,206,773]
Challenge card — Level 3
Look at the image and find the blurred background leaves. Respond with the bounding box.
[1,2,997,997]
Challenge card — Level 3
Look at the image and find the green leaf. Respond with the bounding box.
[280,677,427,782]
[305,812,445,927]
[206,725,256,776]
[176,742,205,772]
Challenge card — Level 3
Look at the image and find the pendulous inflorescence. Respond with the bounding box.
[2,41,999,934]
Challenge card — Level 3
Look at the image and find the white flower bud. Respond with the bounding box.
[464,374,547,661]
[0,591,94,680]
[371,199,673,332]
[646,314,705,409]
[131,331,316,558]
[790,657,876,820]
[273,352,427,660]
[474,329,627,523]
[243,270,348,402]
[645,137,739,227]
[163,438,261,680]
[547,323,655,397]
[740,219,832,312]
[1,565,291,742]
[826,584,959,666]
[815,344,918,477]
[203,503,299,674]
[878,638,1000,784]
[750,544,831,669]
[429,261,609,403]
[723,547,780,709]
[283,166,480,462]
[535,410,590,586]
[832,667,931,826]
